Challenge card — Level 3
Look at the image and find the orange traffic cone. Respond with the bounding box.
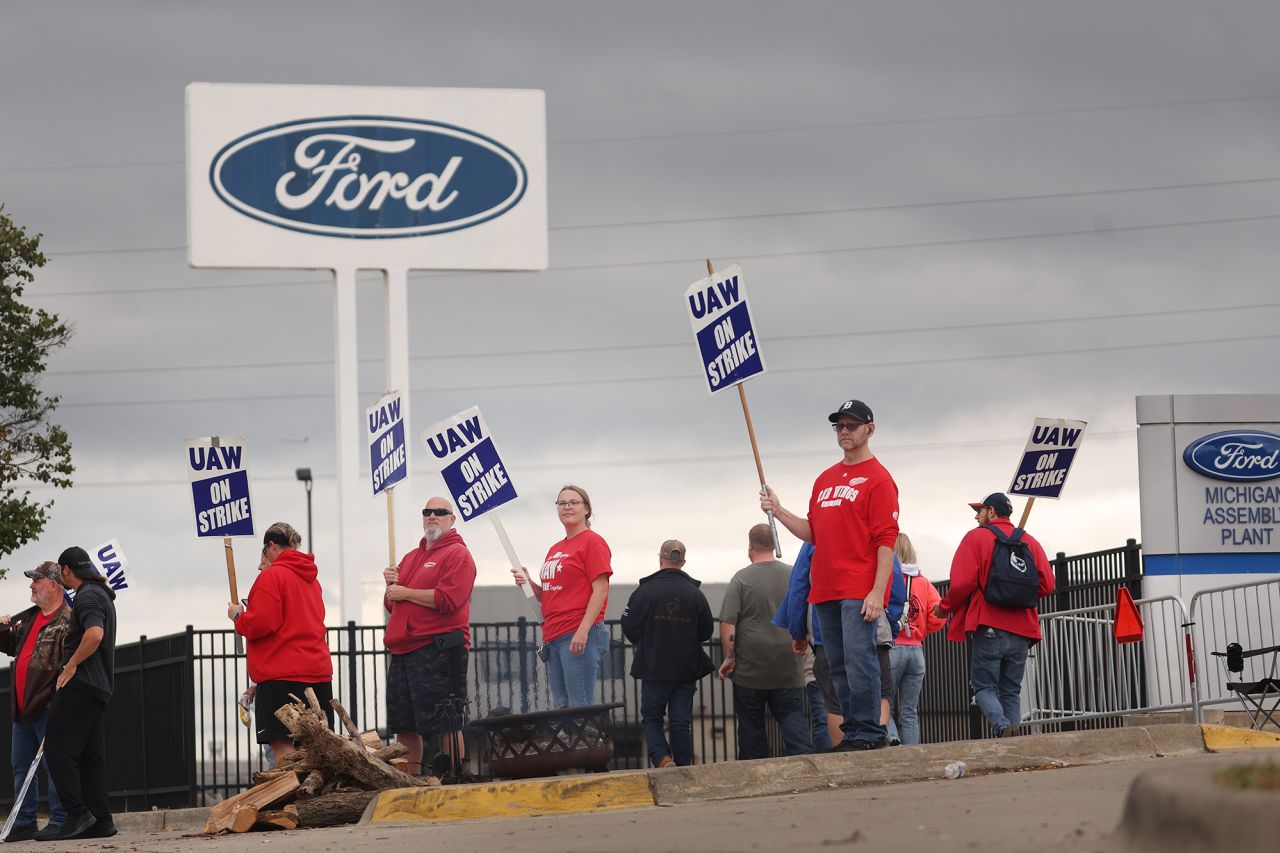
[1114,587,1144,644]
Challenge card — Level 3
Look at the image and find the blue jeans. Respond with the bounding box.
[12,711,66,827]
[546,622,609,709]
[969,626,1030,734]
[805,681,833,752]
[888,644,926,745]
[732,684,812,760]
[640,680,696,766]
[814,599,885,744]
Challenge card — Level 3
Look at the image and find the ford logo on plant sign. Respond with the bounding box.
[209,116,528,238]
[1183,430,1280,482]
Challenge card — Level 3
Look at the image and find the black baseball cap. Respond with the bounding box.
[828,399,874,424]
[57,546,101,580]
[968,493,1013,516]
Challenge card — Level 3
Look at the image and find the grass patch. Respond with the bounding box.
[1216,761,1280,791]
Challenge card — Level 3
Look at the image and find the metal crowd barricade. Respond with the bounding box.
[1188,576,1280,722]
[1025,595,1196,727]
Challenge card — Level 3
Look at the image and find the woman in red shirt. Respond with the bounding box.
[513,485,612,708]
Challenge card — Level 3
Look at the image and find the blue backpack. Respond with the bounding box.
[886,554,907,638]
[980,525,1039,608]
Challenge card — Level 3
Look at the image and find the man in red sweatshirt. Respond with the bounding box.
[761,398,900,751]
[383,496,477,777]
[935,493,1055,737]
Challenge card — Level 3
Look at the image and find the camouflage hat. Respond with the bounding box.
[24,561,61,582]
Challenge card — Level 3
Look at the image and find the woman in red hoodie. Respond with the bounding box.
[228,522,333,765]
[887,533,944,745]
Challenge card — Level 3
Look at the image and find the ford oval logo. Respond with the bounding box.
[209,116,527,238]
[1183,430,1280,482]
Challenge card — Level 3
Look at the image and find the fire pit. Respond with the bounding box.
[471,702,623,779]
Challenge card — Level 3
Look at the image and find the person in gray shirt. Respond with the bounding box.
[718,524,811,759]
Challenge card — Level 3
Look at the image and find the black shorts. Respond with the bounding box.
[811,645,841,716]
[386,637,469,737]
[254,679,334,744]
[878,646,892,700]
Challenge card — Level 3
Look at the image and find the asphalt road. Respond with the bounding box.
[17,748,1278,853]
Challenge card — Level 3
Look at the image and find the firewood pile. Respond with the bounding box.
[204,688,437,834]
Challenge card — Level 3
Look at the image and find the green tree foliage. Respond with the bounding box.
[0,205,73,562]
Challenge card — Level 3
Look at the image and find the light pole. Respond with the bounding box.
[295,468,313,553]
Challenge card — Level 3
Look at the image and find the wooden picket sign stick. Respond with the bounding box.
[490,514,535,600]
[707,258,782,558]
[385,485,397,567]
[1017,497,1035,530]
[224,537,244,655]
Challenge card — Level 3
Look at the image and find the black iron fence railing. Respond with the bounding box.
[0,539,1142,811]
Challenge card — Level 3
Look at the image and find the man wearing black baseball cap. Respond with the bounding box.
[935,493,1054,737]
[760,398,900,751]
[42,546,118,840]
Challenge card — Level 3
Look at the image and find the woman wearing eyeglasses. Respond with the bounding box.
[512,485,613,708]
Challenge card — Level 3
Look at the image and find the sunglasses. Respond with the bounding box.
[422,507,452,517]
[831,421,867,433]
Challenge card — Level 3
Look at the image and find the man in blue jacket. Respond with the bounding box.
[621,540,714,768]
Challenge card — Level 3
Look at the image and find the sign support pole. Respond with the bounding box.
[1,740,44,840]
[1017,497,1035,530]
[224,537,243,654]
[490,515,535,600]
[707,259,782,558]
[386,487,397,567]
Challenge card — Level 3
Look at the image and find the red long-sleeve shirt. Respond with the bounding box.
[384,529,477,653]
[938,519,1055,643]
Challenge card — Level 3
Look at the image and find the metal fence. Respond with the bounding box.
[1188,576,1280,719]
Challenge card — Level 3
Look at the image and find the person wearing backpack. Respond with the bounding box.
[934,493,1054,737]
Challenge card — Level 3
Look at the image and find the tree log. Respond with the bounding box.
[253,805,299,831]
[252,768,303,787]
[330,697,363,743]
[275,703,427,790]
[303,687,325,718]
[372,742,408,763]
[360,730,383,752]
[298,769,326,799]
[293,791,379,828]
[205,773,300,834]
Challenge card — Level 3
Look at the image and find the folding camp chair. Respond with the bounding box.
[1211,642,1280,731]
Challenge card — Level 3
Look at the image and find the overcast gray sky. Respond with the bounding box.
[2,0,1278,640]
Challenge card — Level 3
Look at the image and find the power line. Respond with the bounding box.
[42,298,1280,378]
[37,173,1280,260]
[50,331,1277,409]
[14,430,1137,489]
[9,89,1280,175]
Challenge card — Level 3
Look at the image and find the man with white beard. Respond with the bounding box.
[382,496,477,778]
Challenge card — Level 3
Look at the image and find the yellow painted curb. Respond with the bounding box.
[1201,724,1280,751]
[365,774,655,824]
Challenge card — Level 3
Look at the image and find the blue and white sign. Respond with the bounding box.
[367,391,408,496]
[187,83,548,270]
[1183,430,1280,482]
[91,539,130,592]
[420,407,516,521]
[1009,418,1088,500]
[185,437,255,538]
[684,264,766,394]
[210,118,526,239]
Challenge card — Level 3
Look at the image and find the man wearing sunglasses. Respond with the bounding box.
[760,399,900,751]
[383,497,477,779]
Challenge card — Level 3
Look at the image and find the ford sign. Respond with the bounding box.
[1183,430,1280,482]
[209,116,527,238]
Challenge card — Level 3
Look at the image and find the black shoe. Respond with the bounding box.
[80,817,117,839]
[32,823,62,842]
[3,823,37,843]
[48,811,95,840]
[835,736,888,752]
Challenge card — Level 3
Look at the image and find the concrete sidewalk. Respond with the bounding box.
[110,723,1279,834]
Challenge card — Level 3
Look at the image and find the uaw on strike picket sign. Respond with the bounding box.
[684,264,766,394]
[1009,418,1088,500]
[185,437,255,537]
[421,406,533,597]
[367,392,408,496]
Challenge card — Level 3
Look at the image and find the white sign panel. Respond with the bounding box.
[366,391,407,496]
[185,437,255,538]
[91,538,129,592]
[1008,418,1087,500]
[186,83,548,270]
[684,264,767,394]
[420,407,516,521]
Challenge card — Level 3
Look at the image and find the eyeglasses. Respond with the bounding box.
[422,507,452,517]
[832,421,866,433]
[555,500,584,508]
